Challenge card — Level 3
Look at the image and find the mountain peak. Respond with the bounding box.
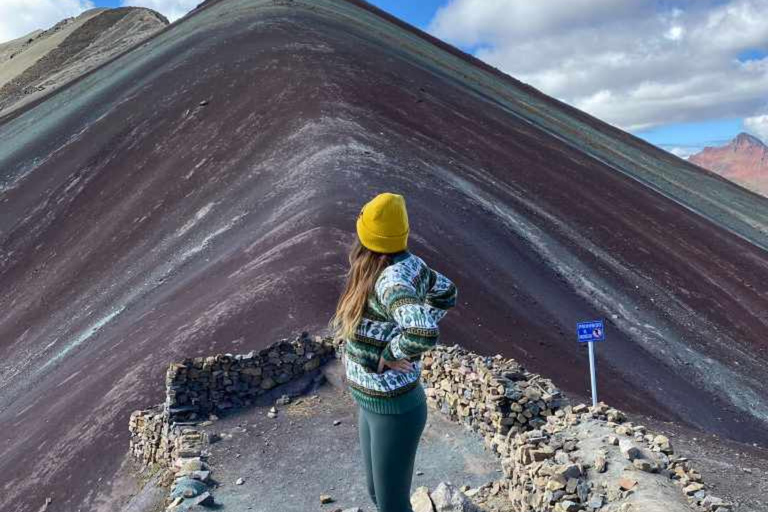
[689,131,768,195]
[732,132,766,148]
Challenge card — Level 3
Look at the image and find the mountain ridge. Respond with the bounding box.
[0,6,168,115]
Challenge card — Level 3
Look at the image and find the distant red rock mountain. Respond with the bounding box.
[689,132,768,196]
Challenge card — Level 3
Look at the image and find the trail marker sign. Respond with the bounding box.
[577,320,605,343]
[577,319,605,407]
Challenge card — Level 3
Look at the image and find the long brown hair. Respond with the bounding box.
[329,238,393,342]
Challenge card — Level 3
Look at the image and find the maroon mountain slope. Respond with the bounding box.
[690,132,768,196]
[1,1,768,510]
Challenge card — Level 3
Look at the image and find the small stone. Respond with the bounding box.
[633,458,656,472]
[588,496,603,509]
[653,435,673,453]
[236,477,245,485]
[429,481,479,511]
[320,494,335,504]
[546,478,566,491]
[525,387,542,401]
[411,486,435,512]
[683,483,704,495]
[619,439,641,461]
[618,476,638,491]
[594,452,607,473]
[190,492,215,507]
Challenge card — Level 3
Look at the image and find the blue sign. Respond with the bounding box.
[577,320,605,343]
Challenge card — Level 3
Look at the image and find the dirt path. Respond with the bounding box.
[199,367,502,512]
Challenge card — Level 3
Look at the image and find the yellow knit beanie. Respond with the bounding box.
[356,192,409,254]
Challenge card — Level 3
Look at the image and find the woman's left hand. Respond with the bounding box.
[377,355,414,373]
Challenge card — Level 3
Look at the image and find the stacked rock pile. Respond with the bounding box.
[499,402,731,512]
[129,404,169,466]
[417,344,725,512]
[165,427,214,511]
[420,343,563,448]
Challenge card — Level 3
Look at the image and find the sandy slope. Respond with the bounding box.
[0,0,767,510]
[0,7,166,115]
[0,9,106,88]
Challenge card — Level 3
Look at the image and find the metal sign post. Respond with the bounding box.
[577,319,605,407]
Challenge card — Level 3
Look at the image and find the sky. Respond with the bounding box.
[2,0,767,158]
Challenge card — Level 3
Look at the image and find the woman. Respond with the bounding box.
[329,192,458,512]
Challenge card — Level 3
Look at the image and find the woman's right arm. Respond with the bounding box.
[375,267,457,373]
[425,268,457,322]
[377,279,441,363]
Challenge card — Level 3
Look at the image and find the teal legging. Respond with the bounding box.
[357,401,428,512]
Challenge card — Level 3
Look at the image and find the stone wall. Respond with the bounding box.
[129,404,169,466]
[128,332,339,511]
[419,343,563,456]
[416,344,730,512]
[165,332,337,422]
[130,337,728,512]
[128,332,338,474]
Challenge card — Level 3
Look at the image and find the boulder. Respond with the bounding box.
[429,482,480,512]
[411,486,436,512]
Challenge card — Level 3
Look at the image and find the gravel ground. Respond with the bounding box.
[199,365,503,512]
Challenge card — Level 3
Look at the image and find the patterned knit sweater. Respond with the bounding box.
[342,250,458,414]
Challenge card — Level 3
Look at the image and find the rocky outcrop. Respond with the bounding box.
[690,132,768,196]
[499,404,731,511]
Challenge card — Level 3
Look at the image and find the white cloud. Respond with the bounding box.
[664,146,700,159]
[121,0,198,22]
[744,114,768,141]
[0,0,94,43]
[428,0,768,132]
